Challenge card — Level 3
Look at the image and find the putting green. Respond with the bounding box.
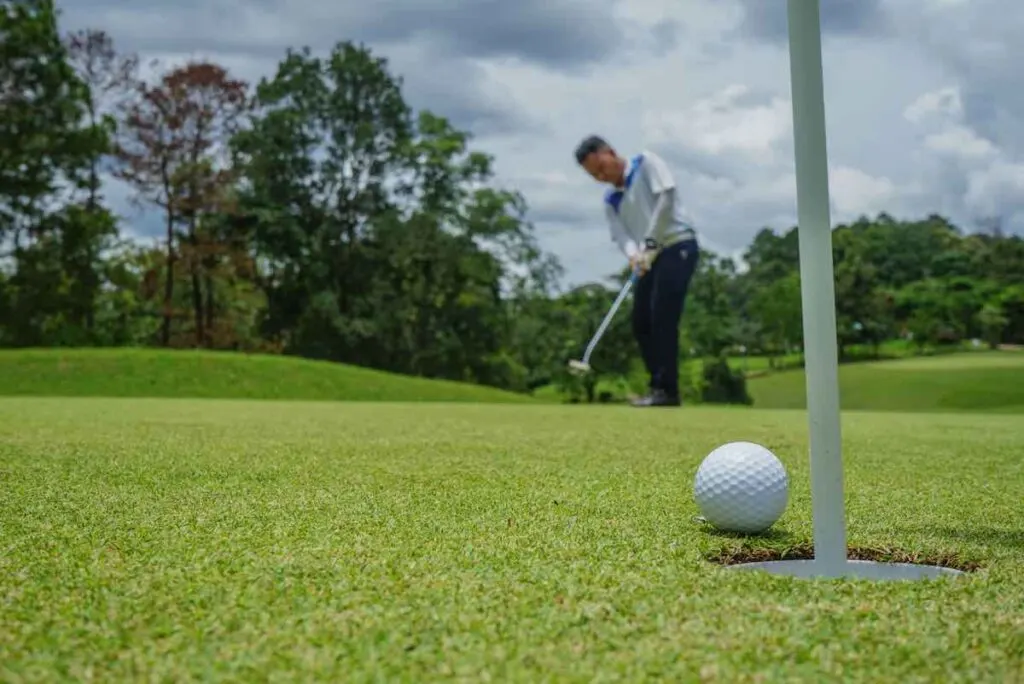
[1,397,1020,681]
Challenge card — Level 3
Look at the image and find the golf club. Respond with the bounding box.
[568,271,639,375]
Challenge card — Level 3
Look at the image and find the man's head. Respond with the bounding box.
[574,135,626,187]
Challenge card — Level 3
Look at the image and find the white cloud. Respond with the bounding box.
[923,127,998,161]
[643,85,791,159]
[964,161,1024,217]
[903,86,964,125]
[903,85,1024,226]
[828,167,898,219]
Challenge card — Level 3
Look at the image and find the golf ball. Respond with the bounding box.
[693,441,789,534]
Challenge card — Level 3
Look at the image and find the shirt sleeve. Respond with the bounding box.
[606,202,640,258]
[641,150,676,194]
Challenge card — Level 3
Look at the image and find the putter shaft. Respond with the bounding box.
[580,273,637,365]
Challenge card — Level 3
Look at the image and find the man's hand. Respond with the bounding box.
[630,248,655,275]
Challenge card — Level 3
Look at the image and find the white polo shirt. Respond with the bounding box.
[604,149,697,258]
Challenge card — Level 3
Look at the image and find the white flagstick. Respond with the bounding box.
[727,0,960,581]
[786,0,847,576]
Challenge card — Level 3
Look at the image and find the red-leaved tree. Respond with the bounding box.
[115,61,249,346]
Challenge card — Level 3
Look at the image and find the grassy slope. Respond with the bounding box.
[534,342,987,407]
[0,347,535,403]
[748,351,1024,412]
[0,398,1020,681]
[6,347,1021,414]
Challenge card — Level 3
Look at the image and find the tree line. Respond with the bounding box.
[2,0,1023,403]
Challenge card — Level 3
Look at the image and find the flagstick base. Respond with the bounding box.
[727,559,965,581]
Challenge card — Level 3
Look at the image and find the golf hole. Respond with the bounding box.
[703,542,982,574]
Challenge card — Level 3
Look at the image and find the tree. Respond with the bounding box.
[749,270,802,362]
[372,111,544,384]
[61,28,138,336]
[896,279,957,351]
[0,0,107,240]
[742,227,799,285]
[833,226,893,358]
[230,42,413,358]
[115,60,250,346]
[229,40,560,386]
[64,28,138,211]
[998,285,1024,344]
[0,0,114,346]
[686,253,737,357]
[978,301,1008,349]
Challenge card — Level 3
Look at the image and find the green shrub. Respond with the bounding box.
[699,354,753,405]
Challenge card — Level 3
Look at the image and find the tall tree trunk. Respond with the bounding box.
[84,100,98,334]
[190,262,204,346]
[162,214,174,346]
[188,224,204,346]
[204,273,215,343]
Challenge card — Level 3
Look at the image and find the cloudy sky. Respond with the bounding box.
[60,0,1024,287]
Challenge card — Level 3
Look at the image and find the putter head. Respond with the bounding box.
[567,359,591,375]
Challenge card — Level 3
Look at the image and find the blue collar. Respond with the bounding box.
[604,154,644,213]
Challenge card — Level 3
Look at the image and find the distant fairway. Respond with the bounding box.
[6,348,1021,413]
[748,351,1024,412]
[0,348,536,404]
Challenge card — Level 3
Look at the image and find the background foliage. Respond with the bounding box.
[3,1,1022,402]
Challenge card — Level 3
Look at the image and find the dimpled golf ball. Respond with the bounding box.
[693,441,789,534]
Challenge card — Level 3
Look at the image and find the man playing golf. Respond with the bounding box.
[574,135,700,407]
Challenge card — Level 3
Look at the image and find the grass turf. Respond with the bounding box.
[747,350,1024,412]
[1,398,1021,681]
[0,348,535,404]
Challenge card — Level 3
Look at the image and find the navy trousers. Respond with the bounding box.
[631,239,699,397]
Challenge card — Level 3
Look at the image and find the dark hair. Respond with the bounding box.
[574,135,610,164]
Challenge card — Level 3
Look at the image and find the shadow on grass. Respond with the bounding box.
[700,526,801,545]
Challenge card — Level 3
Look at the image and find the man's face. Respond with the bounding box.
[580,148,625,186]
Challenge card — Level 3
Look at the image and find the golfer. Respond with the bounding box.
[574,135,700,407]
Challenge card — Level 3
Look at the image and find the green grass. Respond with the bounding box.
[0,347,535,403]
[725,352,806,374]
[748,350,1024,412]
[1,398,1021,681]
[533,348,1008,410]
[725,339,970,376]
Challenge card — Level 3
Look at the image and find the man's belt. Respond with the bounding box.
[644,231,696,253]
